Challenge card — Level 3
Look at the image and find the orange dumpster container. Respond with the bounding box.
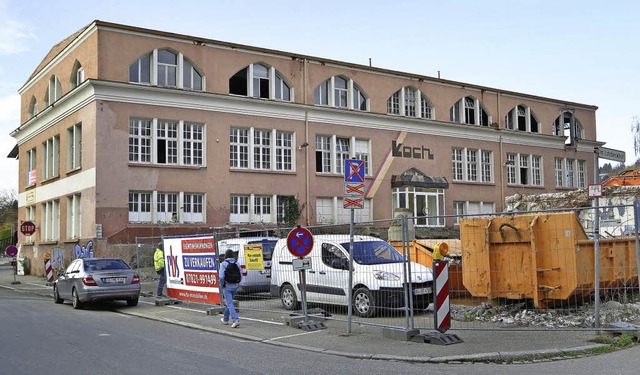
[460,211,639,308]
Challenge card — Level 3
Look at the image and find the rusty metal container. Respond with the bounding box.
[460,211,639,308]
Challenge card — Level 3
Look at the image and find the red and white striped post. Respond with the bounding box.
[45,256,54,283]
[433,259,451,333]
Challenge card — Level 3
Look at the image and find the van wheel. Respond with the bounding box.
[353,287,376,318]
[281,284,299,310]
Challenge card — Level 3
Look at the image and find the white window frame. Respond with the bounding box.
[129,191,205,224]
[129,192,152,223]
[387,87,435,119]
[450,96,491,126]
[314,76,368,111]
[129,118,205,167]
[506,105,539,133]
[67,123,82,170]
[41,199,60,242]
[316,135,371,176]
[506,153,543,186]
[42,135,60,180]
[392,187,445,227]
[230,127,295,171]
[554,158,585,188]
[156,192,179,223]
[451,147,493,183]
[67,194,81,239]
[45,75,62,107]
[183,193,205,223]
[453,201,495,225]
[26,148,37,186]
[129,49,204,91]
[316,197,372,224]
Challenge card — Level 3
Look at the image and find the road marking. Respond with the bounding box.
[263,330,323,342]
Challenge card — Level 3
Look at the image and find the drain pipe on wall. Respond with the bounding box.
[304,110,310,226]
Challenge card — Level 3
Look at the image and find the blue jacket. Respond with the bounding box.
[219,258,242,288]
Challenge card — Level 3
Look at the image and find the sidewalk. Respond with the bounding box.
[0,263,606,363]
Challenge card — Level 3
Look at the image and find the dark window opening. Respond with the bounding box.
[157,139,166,164]
[531,117,539,132]
[315,150,323,172]
[520,167,528,185]
[229,68,248,95]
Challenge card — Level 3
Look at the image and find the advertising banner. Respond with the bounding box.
[163,234,220,304]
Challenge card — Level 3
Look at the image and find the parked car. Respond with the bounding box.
[217,237,279,294]
[270,235,434,318]
[53,258,141,309]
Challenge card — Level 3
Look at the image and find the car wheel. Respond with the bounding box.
[280,284,299,310]
[353,287,376,318]
[72,288,83,310]
[53,285,63,304]
[127,298,139,307]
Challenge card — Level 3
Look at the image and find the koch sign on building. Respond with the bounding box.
[597,147,625,163]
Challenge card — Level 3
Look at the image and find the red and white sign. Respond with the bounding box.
[433,260,451,333]
[20,221,36,236]
[286,227,314,257]
[163,235,220,304]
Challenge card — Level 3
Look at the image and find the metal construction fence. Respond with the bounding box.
[134,204,640,333]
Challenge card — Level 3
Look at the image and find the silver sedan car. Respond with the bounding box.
[53,258,141,309]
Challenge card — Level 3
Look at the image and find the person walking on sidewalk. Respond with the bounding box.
[154,243,167,298]
[219,249,242,328]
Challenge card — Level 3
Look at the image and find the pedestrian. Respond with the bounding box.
[219,249,242,328]
[154,242,167,298]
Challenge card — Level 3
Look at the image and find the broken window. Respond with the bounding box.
[314,76,367,111]
[554,111,582,145]
[505,105,540,133]
[230,63,291,100]
[450,96,490,126]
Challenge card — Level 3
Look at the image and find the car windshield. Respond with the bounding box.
[340,241,404,265]
[249,239,278,261]
[84,259,130,272]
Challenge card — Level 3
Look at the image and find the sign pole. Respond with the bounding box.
[348,208,354,333]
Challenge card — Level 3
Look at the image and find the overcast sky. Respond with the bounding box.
[1,0,639,194]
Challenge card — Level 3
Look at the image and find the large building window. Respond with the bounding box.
[67,194,81,239]
[41,199,60,242]
[44,75,62,107]
[28,96,38,119]
[316,197,372,224]
[392,187,445,227]
[553,111,584,146]
[129,49,203,90]
[450,96,490,126]
[230,127,294,171]
[129,118,205,166]
[453,201,495,225]
[555,158,586,188]
[70,60,85,90]
[387,87,434,119]
[505,105,539,132]
[314,76,368,111]
[42,135,60,180]
[129,191,205,223]
[451,147,493,183]
[229,63,292,101]
[26,148,37,186]
[506,153,543,186]
[315,135,370,175]
[67,123,82,170]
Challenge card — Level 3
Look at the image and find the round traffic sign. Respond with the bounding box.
[5,245,18,257]
[20,221,36,236]
[286,227,314,257]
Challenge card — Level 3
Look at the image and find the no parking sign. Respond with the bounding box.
[286,227,314,257]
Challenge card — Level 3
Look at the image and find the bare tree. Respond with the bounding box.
[0,189,18,228]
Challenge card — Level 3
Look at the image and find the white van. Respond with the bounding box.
[217,237,279,294]
[270,234,433,317]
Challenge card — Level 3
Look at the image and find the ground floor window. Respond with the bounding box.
[129,191,205,223]
[392,187,445,227]
[316,197,372,224]
[452,201,495,225]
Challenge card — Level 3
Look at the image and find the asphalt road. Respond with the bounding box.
[1,287,639,375]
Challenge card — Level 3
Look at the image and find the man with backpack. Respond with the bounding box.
[219,248,242,328]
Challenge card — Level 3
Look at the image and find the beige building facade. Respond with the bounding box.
[11,21,601,275]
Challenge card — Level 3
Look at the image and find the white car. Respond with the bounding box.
[270,235,433,317]
[217,237,279,294]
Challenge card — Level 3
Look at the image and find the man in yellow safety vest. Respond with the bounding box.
[154,243,166,298]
